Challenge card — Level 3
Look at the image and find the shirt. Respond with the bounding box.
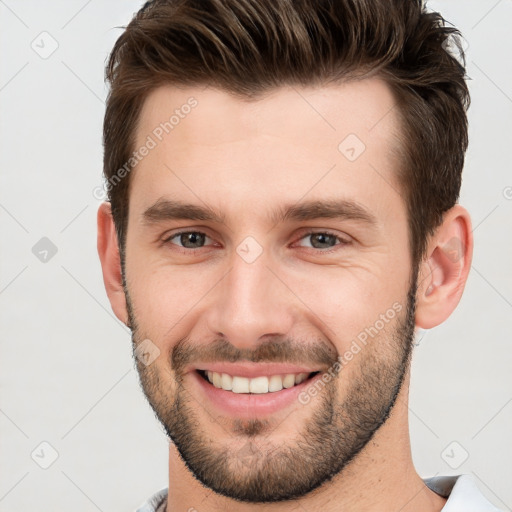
[135,474,505,512]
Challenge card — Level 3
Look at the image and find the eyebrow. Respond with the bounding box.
[142,198,378,227]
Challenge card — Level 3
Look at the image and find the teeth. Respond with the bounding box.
[268,375,283,392]
[249,376,268,394]
[295,373,308,385]
[212,372,222,388]
[221,372,232,390]
[203,371,312,394]
[232,376,250,393]
[283,374,295,388]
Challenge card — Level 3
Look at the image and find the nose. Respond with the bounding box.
[204,244,296,351]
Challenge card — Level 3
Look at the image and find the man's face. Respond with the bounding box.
[123,79,417,502]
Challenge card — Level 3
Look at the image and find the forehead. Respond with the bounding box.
[136,78,400,148]
[130,78,404,224]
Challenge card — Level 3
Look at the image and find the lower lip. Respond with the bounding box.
[190,370,323,418]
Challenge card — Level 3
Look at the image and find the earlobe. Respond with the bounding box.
[97,202,129,326]
[415,205,473,329]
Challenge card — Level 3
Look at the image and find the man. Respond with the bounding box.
[97,0,503,510]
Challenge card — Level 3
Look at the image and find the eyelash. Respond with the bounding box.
[162,229,350,255]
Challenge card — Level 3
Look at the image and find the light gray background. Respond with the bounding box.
[0,1,511,510]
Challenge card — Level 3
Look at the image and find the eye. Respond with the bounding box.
[163,231,213,251]
[295,230,350,252]
[161,229,350,255]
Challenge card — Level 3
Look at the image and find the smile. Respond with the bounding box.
[198,369,321,394]
[192,368,325,418]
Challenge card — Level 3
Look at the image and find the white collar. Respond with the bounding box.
[423,474,504,511]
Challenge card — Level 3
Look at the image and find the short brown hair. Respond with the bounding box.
[103,0,470,267]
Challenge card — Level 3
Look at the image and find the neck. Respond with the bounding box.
[165,368,446,512]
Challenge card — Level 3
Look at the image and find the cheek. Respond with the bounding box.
[125,263,216,336]
[282,264,409,351]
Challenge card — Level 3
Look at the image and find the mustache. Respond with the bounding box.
[170,335,338,375]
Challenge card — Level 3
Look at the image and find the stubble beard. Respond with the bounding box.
[125,272,418,503]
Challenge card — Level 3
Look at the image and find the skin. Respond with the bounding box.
[97,78,473,512]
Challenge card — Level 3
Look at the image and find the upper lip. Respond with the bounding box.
[189,362,323,379]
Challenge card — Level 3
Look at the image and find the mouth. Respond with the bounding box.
[192,368,324,418]
[189,362,327,418]
[196,369,321,394]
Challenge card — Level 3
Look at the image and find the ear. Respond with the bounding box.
[415,204,473,329]
[97,202,129,325]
